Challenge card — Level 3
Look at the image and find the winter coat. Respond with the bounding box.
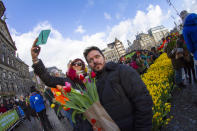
[95,62,153,130]
[0,107,7,113]
[165,39,185,70]
[5,104,13,110]
[19,100,27,111]
[130,61,138,69]
[32,60,153,131]
[183,13,197,60]
[29,92,46,113]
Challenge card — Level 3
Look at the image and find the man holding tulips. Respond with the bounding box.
[31,38,153,130]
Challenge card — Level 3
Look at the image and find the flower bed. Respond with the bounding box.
[141,53,174,130]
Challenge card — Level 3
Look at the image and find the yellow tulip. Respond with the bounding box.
[56,92,61,96]
[51,104,55,108]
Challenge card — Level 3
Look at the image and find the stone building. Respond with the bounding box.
[148,25,169,44]
[102,47,119,62]
[130,39,141,51]
[0,1,33,97]
[130,33,156,50]
[30,66,65,91]
[102,38,126,63]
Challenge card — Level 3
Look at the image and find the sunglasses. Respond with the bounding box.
[72,62,82,66]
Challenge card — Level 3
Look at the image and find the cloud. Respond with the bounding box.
[183,0,197,13]
[75,25,86,34]
[104,12,112,20]
[107,4,171,45]
[11,22,106,73]
[11,5,171,73]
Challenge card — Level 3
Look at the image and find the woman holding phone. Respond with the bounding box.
[31,38,93,131]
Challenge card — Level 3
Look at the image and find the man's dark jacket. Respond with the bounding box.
[33,60,153,131]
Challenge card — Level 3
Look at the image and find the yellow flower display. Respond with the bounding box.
[141,53,174,130]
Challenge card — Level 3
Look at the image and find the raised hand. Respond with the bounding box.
[31,38,41,63]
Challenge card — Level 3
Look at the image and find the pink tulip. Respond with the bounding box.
[65,82,71,88]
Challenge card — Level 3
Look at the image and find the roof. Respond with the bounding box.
[149,25,166,32]
[0,1,5,18]
[0,20,17,50]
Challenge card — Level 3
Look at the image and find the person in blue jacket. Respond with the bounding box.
[181,10,197,78]
[29,86,52,131]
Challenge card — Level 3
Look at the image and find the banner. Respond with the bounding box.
[0,109,19,131]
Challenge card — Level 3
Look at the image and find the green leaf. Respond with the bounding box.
[72,110,78,123]
[65,101,85,112]
[57,105,63,116]
[82,114,86,120]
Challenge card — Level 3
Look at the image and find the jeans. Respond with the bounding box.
[37,109,52,130]
[175,68,182,84]
[62,109,74,127]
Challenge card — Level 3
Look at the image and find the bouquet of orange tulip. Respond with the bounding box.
[53,71,120,131]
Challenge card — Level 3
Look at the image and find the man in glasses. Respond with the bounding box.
[83,46,153,130]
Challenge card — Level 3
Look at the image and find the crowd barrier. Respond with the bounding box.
[0,107,25,131]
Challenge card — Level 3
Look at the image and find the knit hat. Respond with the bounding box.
[180,10,188,20]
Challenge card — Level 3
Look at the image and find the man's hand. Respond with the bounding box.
[31,38,41,63]
[56,85,63,90]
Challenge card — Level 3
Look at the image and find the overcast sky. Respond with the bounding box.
[2,0,197,72]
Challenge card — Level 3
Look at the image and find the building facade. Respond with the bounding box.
[0,1,33,97]
[148,25,169,44]
[130,39,141,51]
[102,38,126,62]
[102,47,119,62]
[130,33,156,51]
[30,66,65,91]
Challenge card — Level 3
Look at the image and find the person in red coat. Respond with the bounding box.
[0,103,7,113]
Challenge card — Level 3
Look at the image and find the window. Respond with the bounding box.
[2,72,6,78]
[8,74,11,79]
[15,85,18,92]
[7,57,9,64]
[2,54,5,62]
[12,60,14,66]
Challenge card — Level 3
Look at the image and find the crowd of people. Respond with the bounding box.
[0,95,33,126]
[119,48,160,74]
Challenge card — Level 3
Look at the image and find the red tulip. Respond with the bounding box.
[63,83,71,93]
[63,107,70,111]
[79,74,85,81]
[91,71,96,78]
[91,118,96,125]
[63,86,71,93]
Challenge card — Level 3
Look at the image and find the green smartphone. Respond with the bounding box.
[36,29,51,46]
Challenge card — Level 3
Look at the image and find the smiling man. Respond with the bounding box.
[83,46,153,130]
